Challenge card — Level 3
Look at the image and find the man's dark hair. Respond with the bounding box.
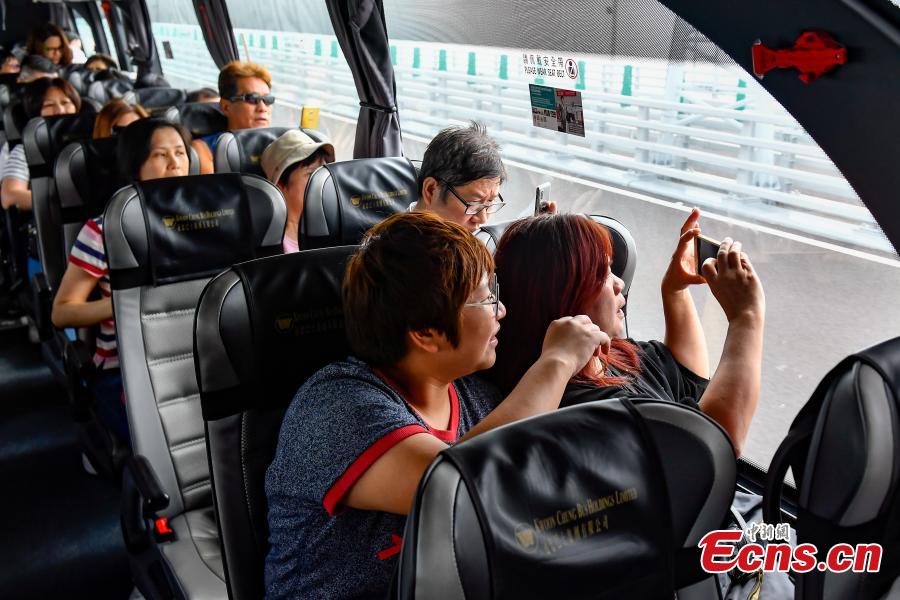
[22,77,81,118]
[278,147,329,187]
[186,87,219,103]
[117,117,192,182]
[85,54,118,70]
[343,211,494,366]
[417,121,506,197]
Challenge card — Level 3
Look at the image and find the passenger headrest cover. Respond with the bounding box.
[135,174,266,286]
[303,157,416,248]
[199,247,356,420]
[44,111,97,158]
[440,398,675,598]
[178,102,227,138]
[69,137,124,217]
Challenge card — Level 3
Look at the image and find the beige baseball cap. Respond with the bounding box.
[261,130,335,185]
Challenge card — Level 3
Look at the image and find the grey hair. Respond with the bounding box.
[417,121,506,197]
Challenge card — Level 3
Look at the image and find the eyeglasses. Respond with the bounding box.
[440,180,506,215]
[226,93,276,106]
[43,45,63,53]
[464,273,500,318]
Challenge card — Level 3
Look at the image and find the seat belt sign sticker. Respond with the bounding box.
[520,50,584,91]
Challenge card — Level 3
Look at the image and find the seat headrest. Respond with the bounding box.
[104,173,286,289]
[0,80,21,109]
[132,86,186,109]
[177,102,227,138]
[3,101,27,145]
[398,398,736,599]
[214,126,290,176]
[87,78,135,103]
[589,214,637,297]
[55,137,125,222]
[23,111,97,176]
[301,156,417,249]
[195,246,356,420]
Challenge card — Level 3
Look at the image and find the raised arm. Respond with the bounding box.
[696,238,765,457]
[343,316,609,515]
[660,208,709,377]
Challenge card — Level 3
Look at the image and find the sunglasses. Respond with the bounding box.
[226,93,276,106]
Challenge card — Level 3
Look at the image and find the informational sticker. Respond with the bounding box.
[162,41,174,60]
[520,51,583,91]
[529,84,586,137]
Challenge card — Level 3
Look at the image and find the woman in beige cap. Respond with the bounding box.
[261,130,335,253]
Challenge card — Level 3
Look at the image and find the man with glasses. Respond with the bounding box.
[192,60,275,173]
[412,121,556,241]
[261,130,336,253]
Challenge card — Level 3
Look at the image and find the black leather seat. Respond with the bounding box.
[106,173,286,600]
[22,110,98,341]
[176,102,227,139]
[213,126,331,177]
[127,87,187,110]
[3,100,28,148]
[87,77,135,103]
[301,156,417,249]
[193,246,356,599]
[213,126,290,177]
[395,398,736,599]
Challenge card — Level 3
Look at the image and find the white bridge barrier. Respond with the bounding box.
[153,24,895,257]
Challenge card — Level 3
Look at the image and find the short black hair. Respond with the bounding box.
[278,147,329,187]
[85,54,118,70]
[117,118,192,182]
[22,77,81,118]
[417,121,506,197]
[186,87,218,103]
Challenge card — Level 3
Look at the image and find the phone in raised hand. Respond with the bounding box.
[535,182,551,216]
[695,234,721,273]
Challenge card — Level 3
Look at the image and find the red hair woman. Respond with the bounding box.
[490,209,766,457]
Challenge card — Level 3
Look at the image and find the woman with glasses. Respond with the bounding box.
[412,121,556,237]
[192,60,275,174]
[26,24,73,67]
[265,211,607,600]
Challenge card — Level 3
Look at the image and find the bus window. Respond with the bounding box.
[379,1,900,471]
[72,15,98,57]
[145,0,218,86]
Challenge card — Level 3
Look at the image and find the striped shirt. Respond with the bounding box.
[70,217,118,370]
[1,144,29,183]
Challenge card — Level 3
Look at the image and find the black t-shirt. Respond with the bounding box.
[562,339,709,409]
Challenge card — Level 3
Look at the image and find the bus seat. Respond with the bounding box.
[394,398,736,599]
[127,87,187,110]
[3,101,28,148]
[193,246,356,600]
[301,156,417,249]
[0,80,22,112]
[176,102,227,139]
[23,111,97,341]
[214,126,291,176]
[105,173,285,600]
[87,78,135,104]
[589,214,637,299]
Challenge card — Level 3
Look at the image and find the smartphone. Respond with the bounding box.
[535,182,551,216]
[695,234,721,273]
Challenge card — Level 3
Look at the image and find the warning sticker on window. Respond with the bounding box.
[520,52,583,91]
[529,84,585,137]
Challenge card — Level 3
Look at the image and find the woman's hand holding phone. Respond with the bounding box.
[661,208,708,295]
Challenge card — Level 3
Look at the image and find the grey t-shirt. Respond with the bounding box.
[265,357,502,600]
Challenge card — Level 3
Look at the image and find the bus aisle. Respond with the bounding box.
[0,324,131,599]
